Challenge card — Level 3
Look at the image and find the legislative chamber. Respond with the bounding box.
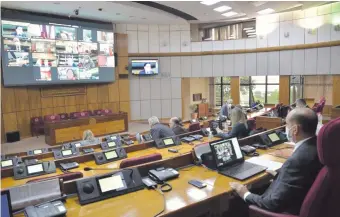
[1,2,340,217]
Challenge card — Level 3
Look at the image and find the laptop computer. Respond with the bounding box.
[210,138,267,180]
[1,190,13,217]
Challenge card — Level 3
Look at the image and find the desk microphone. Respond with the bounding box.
[84,167,118,171]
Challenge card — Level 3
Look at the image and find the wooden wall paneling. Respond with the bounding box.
[101,103,109,110]
[27,88,42,110]
[230,77,240,105]
[76,104,88,112]
[108,102,120,113]
[1,114,5,143]
[116,33,128,57]
[64,95,77,106]
[279,76,290,105]
[53,96,65,108]
[75,95,87,105]
[1,87,16,113]
[86,85,98,104]
[53,107,66,114]
[14,88,30,112]
[3,113,18,133]
[41,107,55,116]
[119,102,131,120]
[64,106,77,114]
[118,57,129,75]
[97,84,109,103]
[108,82,120,102]
[30,109,42,118]
[41,97,54,108]
[87,104,100,111]
[333,75,340,106]
[16,111,31,138]
[119,79,130,102]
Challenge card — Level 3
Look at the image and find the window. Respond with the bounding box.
[240,76,279,107]
[212,77,231,107]
[290,76,304,104]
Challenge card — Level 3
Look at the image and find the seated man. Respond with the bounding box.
[230,108,322,215]
[148,116,175,140]
[169,117,188,135]
[220,99,233,119]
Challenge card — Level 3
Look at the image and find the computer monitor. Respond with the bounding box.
[268,132,280,143]
[163,138,174,146]
[1,190,13,217]
[210,138,243,168]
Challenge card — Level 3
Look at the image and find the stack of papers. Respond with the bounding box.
[246,157,283,171]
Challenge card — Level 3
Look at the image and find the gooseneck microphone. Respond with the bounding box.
[84,167,118,171]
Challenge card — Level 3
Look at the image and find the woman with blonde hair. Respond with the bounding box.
[82,130,99,146]
[216,107,250,139]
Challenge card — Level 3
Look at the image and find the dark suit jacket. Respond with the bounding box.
[246,136,323,215]
[150,123,175,140]
[216,123,249,139]
[171,125,188,135]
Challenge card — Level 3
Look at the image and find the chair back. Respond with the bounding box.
[44,114,60,122]
[31,116,43,125]
[93,109,103,116]
[102,109,112,115]
[299,117,340,217]
[119,153,162,168]
[59,113,69,120]
[83,110,94,116]
[69,112,78,119]
[79,111,90,118]
[189,122,201,132]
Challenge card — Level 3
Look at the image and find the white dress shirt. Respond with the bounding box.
[243,136,314,201]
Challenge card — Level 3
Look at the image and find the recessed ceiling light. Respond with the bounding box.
[214,5,232,12]
[246,29,256,33]
[257,8,275,15]
[243,27,254,31]
[222,11,238,17]
[200,0,220,6]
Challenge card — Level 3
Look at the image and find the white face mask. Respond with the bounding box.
[285,126,294,143]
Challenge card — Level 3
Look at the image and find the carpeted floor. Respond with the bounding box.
[1,122,150,155]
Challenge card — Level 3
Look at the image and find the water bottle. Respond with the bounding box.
[208,131,213,141]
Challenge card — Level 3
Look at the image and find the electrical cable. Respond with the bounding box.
[152,186,166,217]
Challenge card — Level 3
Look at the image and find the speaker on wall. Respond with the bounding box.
[6,131,20,143]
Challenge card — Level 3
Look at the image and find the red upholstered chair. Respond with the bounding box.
[247,118,256,131]
[249,117,340,217]
[119,153,162,169]
[83,110,94,116]
[59,113,69,120]
[44,114,61,122]
[69,112,79,119]
[93,109,103,116]
[30,116,44,137]
[26,172,83,183]
[189,122,201,132]
[312,97,326,114]
[102,109,112,116]
[79,111,90,118]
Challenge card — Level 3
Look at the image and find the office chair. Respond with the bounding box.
[58,113,69,120]
[249,117,340,217]
[119,153,162,168]
[188,122,201,132]
[312,97,326,114]
[44,114,61,122]
[30,116,44,137]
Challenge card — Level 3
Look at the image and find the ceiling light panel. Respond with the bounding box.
[222,11,238,17]
[214,5,231,12]
[257,8,275,15]
[200,0,220,6]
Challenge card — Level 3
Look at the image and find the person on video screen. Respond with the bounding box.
[12,26,26,38]
[139,63,154,75]
[66,69,78,80]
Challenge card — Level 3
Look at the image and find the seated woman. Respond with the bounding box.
[216,107,250,139]
[82,129,100,146]
[169,117,188,135]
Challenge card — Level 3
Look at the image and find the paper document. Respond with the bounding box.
[246,157,283,171]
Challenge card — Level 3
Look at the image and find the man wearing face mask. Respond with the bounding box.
[229,108,323,216]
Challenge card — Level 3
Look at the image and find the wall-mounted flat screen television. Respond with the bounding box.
[1,20,115,86]
[131,59,159,75]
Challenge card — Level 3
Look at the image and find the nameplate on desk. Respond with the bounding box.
[76,168,144,205]
[94,148,127,165]
[155,136,181,149]
[27,148,48,156]
[13,161,56,180]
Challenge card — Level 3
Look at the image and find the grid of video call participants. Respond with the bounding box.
[2,20,115,82]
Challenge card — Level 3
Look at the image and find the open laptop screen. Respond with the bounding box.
[1,190,13,217]
[210,138,243,168]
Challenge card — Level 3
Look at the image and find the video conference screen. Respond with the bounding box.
[2,20,115,86]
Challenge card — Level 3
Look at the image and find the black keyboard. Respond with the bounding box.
[219,161,267,180]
